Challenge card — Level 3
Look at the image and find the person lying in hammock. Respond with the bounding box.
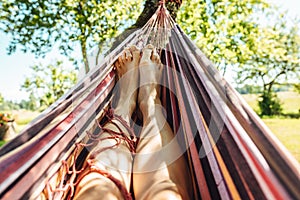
[73,45,192,200]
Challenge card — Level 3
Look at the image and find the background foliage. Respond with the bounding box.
[0,0,299,115]
[22,61,78,111]
[177,0,300,116]
[0,0,143,73]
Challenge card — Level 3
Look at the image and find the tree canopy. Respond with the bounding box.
[0,0,143,73]
[178,0,269,73]
[1,0,299,115]
[0,94,3,105]
[22,61,78,110]
[177,0,299,115]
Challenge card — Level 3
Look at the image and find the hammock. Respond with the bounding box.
[0,3,299,200]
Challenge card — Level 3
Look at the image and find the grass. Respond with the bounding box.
[262,118,300,162]
[242,91,300,163]
[242,91,300,114]
[276,91,300,114]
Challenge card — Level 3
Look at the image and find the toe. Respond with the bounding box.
[114,60,121,69]
[142,44,155,60]
[145,44,154,49]
[151,52,161,64]
[129,45,141,63]
[123,48,132,61]
[118,55,124,65]
[129,45,140,53]
[115,59,124,78]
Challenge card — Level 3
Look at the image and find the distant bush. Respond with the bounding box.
[236,85,262,94]
[258,92,283,116]
[281,113,300,119]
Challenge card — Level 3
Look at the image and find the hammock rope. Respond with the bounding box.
[0,2,299,200]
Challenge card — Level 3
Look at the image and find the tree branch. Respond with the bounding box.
[265,70,286,93]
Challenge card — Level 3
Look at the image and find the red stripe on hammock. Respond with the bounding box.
[0,70,115,199]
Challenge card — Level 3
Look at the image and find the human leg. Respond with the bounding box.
[74,46,140,200]
[133,44,192,200]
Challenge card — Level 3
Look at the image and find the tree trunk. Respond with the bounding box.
[81,38,90,74]
[111,0,182,49]
[135,0,182,27]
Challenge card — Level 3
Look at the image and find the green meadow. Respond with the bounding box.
[242,91,300,163]
[262,118,300,163]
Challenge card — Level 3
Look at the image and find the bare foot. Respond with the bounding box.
[134,45,191,199]
[114,45,140,123]
[138,44,163,115]
[74,46,141,200]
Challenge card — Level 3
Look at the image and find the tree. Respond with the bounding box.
[0,93,3,105]
[113,0,182,45]
[177,0,269,75]
[258,91,282,116]
[177,0,299,115]
[238,17,300,92]
[236,10,300,115]
[22,61,78,110]
[0,95,20,110]
[0,0,181,110]
[0,0,143,73]
[0,0,185,72]
[18,95,38,111]
[295,84,300,94]
[2,0,299,115]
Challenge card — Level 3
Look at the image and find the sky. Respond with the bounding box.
[0,0,299,103]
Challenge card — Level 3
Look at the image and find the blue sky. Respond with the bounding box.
[0,0,299,102]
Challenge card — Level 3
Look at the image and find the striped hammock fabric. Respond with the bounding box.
[0,3,299,200]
